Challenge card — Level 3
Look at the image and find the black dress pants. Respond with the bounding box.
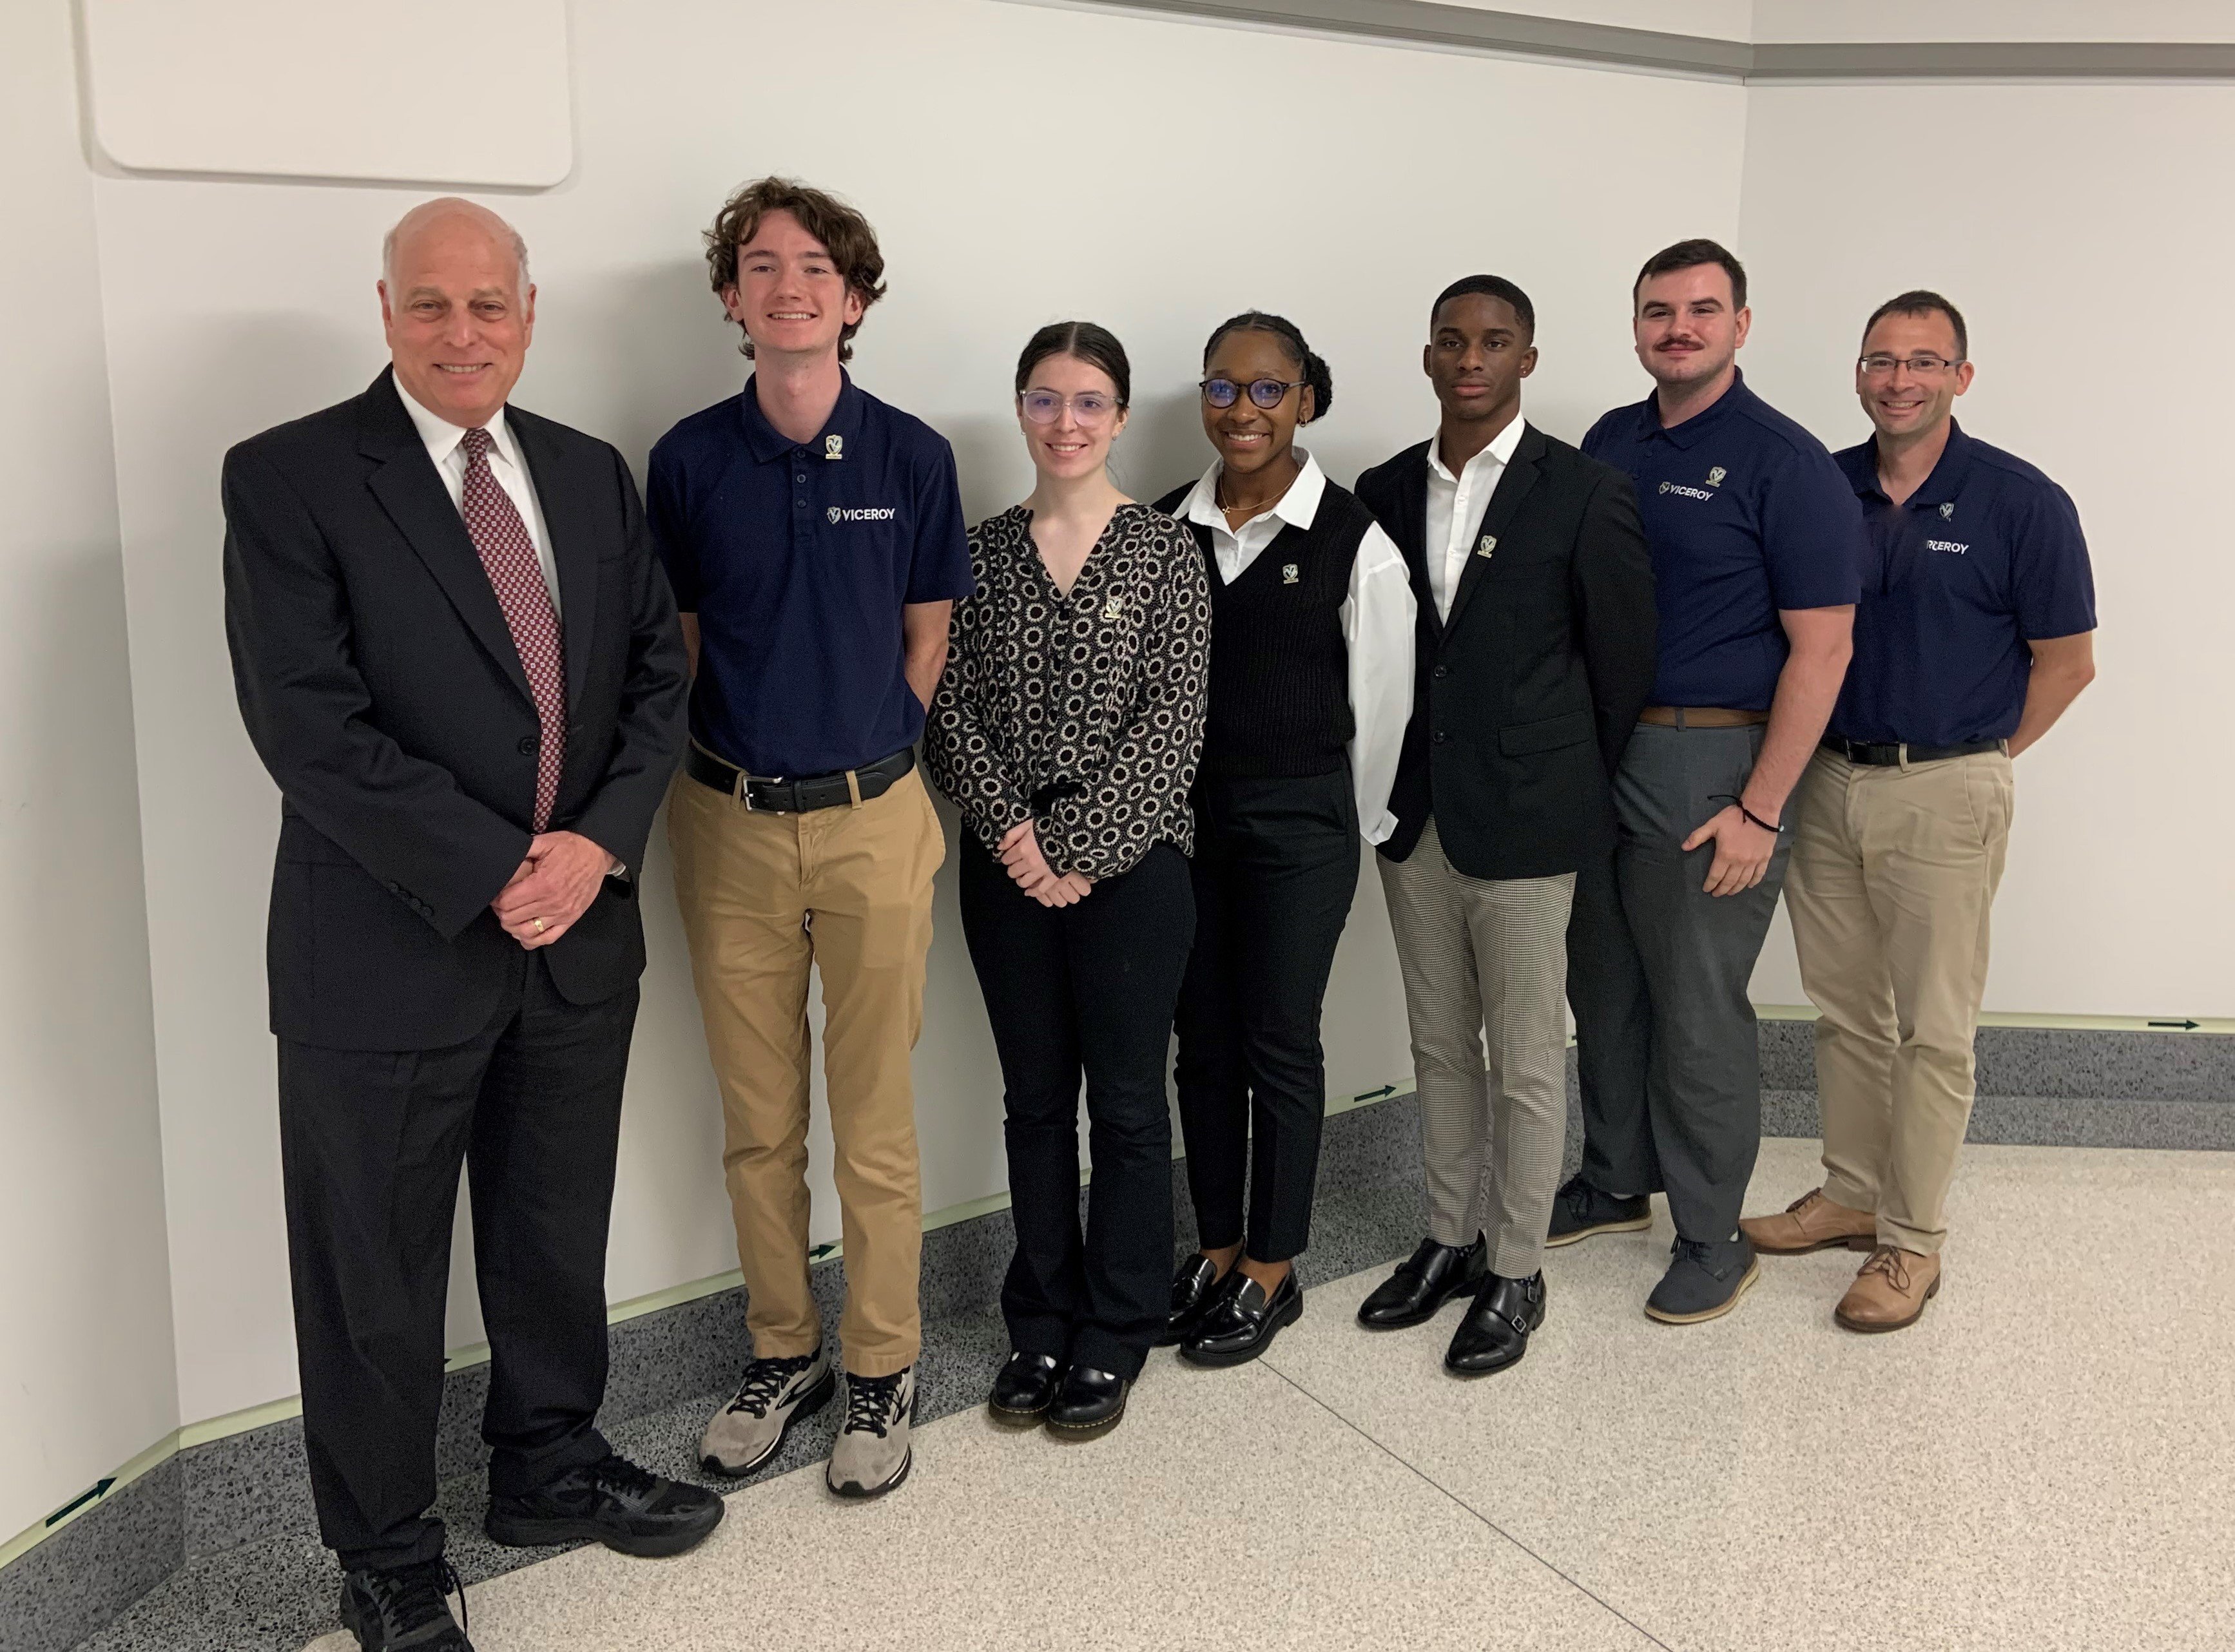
[958,839,1194,1380]
[276,947,635,1571]
[1174,769,1359,1263]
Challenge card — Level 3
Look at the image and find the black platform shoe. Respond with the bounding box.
[1045,1365,1130,1439]
[987,1352,1063,1426]
[1180,1268,1302,1368]
[1357,1236,1487,1330]
[1156,1254,1227,1347]
[1444,1271,1546,1378]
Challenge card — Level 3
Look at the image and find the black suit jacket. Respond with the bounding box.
[1355,423,1656,880]
[223,369,689,1050]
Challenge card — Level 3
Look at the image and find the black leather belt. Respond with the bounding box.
[1821,737,2006,767]
[686,742,916,812]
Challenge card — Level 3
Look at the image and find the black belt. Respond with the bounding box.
[686,743,915,812]
[1820,737,2006,767]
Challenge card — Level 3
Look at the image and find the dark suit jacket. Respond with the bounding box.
[223,369,689,1050]
[1355,422,1656,881]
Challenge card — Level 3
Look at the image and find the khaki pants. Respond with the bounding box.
[668,764,944,1377]
[1785,747,2013,1254]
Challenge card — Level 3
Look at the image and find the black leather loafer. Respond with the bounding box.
[987,1351,1063,1426]
[1444,1271,1546,1378]
[484,1454,724,1559]
[1357,1235,1487,1330]
[1156,1254,1227,1347]
[1045,1365,1129,1439]
[1180,1269,1302,1368]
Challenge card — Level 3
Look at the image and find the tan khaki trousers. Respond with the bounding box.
[668,765,943,1377]
[1785,747,2013,1254]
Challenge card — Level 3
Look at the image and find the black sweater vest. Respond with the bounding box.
[1156,479,1372,779]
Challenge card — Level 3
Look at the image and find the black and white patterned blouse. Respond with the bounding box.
[927,503,1211,881]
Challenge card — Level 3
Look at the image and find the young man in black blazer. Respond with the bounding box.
[1352,276,1656,1376]
[223,198,714,1652]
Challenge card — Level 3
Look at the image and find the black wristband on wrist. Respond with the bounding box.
[1711,794,1783,834]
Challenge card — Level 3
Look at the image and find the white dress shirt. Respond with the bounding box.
[1422,414,1528,622]
[396,378,562,616]
[1170,450,1416,847]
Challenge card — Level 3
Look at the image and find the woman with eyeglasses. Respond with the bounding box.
[926,322,1211,1438]
[1152,311,1416,1367]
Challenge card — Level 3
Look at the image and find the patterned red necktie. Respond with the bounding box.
[459,425,566,831]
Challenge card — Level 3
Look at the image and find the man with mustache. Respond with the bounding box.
[1560,240,1864,1324]
[1744,291,2095,1331]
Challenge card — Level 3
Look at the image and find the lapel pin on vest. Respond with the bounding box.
[1102,593,1125,620]
[1477,535,1496,557]
[825,434,843,461]
[1281,562,1299,584]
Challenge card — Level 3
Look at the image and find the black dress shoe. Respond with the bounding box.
[1181,1268,1302,1368]
[484,1453,724,1559]
[339,1557,471,1651]
[1045,1365,1129,1438]
[1357,1235,1487,1330]
[1155,1254,1226,1347]
[987,1351,1063,1425]
[1444,1271,1546,1378]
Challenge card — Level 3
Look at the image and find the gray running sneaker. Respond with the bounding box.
[827,1366,916,1500]
[699,1348,833,1477]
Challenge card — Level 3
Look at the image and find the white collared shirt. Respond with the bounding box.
[396,377,562,616]
[1170,450,1417,847]
[1423,414,1528,622]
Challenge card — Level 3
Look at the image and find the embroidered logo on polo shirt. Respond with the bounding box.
[1939,502,1955,520]
[1707,466,1727,486]
[1659,481,1717,501]
[1281,563,1299,584]
[1925,539,1969,555]
[827,506,898,523]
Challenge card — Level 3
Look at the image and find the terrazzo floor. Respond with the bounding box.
[271,1135,2235,1652]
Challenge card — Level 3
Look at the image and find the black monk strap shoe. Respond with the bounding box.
[338,1557,470,1651]
[484,1453,724,1559]
[1181,1267,1302,1368]
[987,1351,1064,1426]
[1358,1235,1488,1330]
[1645,1235,1760,1325]
[1156,1254,1226,1347]
[1444,1271,1547,1378]
[1045,1365,1130,1439]
[1545,1173,1653,1247]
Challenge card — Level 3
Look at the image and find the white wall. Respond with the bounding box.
[10,0,2229,1501]
[1737,81,2235,1017]
[0,4,179,1542]
[87,0,1746,1424]
[1750,1,2235,44]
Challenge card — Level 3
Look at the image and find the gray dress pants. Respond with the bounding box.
[1380,819,1576,1280]
[1565,722,1792,1244]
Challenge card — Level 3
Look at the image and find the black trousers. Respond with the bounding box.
[1565,723,1791,1242]
[958,839,1194,1379]
[276,947,635,1570]
[1174,769,1359,1263]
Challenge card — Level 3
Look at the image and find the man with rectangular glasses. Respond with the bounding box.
[1742,291,2096,1331]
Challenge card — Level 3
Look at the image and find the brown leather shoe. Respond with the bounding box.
[1835,1246,1940,1333]
[1740,1188,1876,1255]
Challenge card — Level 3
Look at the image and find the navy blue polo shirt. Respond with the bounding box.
[648,372,973,776]
[1829,421,2095,747]
[1583,370,1864,709]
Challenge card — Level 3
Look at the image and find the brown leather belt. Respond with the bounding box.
[1638,706,1770,729]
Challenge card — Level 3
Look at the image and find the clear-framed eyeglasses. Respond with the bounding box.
[1858,353,1965,378]
[1020,390,1121,426]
